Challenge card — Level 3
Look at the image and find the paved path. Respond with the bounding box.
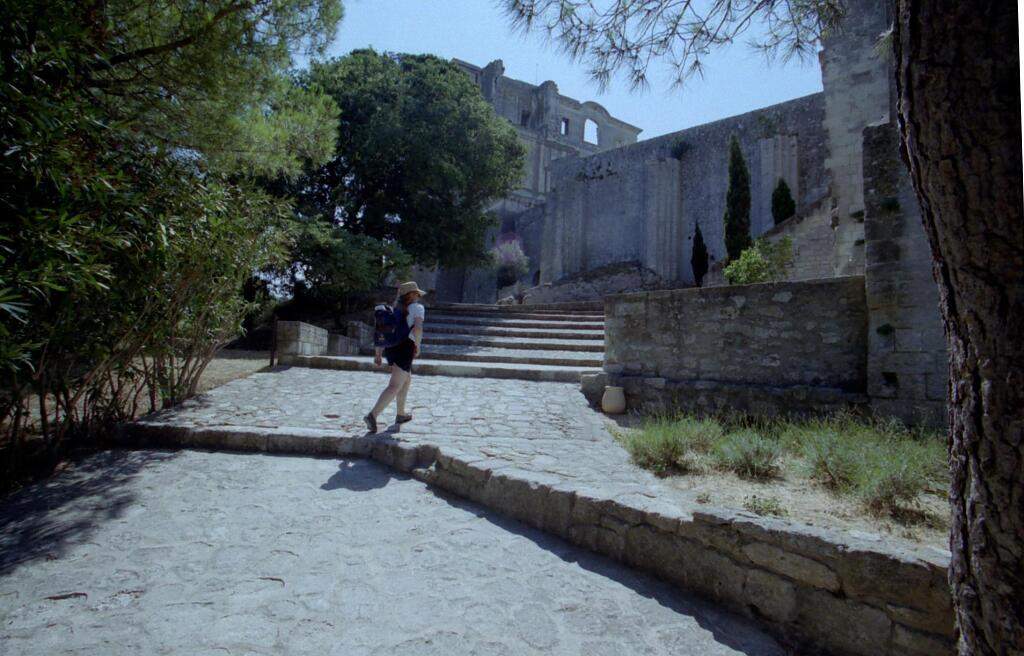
[0,450,782,655]
[134,366,678,506]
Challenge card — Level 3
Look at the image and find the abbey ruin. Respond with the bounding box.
[426,0,947,427]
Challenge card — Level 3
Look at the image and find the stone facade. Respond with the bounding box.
[434,60,643,303]
[601,277,868,415]
[543,93,828,286]
[862,123,948,426]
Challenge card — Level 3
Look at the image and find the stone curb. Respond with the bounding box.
[119,422,955,656]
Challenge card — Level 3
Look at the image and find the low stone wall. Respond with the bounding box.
[123,422,955,656]
[276,321,328,357]
[603,277,868,415]
[277,321,373,357]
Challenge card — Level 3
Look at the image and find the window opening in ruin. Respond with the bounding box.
[584,119,599,144]
[520,110,531,127]
[560,118,570,135]
[533,270,541,286]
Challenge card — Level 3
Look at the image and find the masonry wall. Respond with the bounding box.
[542,93,828,288]
[603,277,868,416]
[862,123,948,427]
[818,0,893,277]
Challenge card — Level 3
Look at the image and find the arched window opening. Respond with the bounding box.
[584,119,599,145]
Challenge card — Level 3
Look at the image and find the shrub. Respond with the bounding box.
[855,438,942,516]
[491,238,530,288]
[620,416,725,475]
[713,430,782,479]
[771,178,796,225]
[799,429,860,490]
[723,237,793,285]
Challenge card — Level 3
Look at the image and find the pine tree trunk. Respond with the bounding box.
[894,1,1023,652]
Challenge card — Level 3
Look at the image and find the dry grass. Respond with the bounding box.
[617,410,948,539]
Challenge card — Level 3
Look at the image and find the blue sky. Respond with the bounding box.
[324,0,824,139]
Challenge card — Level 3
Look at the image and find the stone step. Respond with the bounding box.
[416,344,603,367]
[422,333,605,353]
[424,322,604,340]
[431,301,603,313]
[430,309,604,322]
[426,315,604,331]
[281,355,598,383]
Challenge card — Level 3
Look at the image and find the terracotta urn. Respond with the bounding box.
[601,386,626,414]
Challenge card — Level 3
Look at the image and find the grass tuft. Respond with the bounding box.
[713,430,782,480]
[622,410,946,522]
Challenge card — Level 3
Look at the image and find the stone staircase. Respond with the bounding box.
[283,302,605,383]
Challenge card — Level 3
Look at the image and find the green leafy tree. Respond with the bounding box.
[771,178,796,225]
[0,0,341,481]
[691,225,710,287]
[295,50,526,269]
[723,136,752,260]
[287,222,412,317]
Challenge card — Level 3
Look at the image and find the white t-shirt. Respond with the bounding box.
[406,302,425,328]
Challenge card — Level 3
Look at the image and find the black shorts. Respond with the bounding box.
[384,338,416,372]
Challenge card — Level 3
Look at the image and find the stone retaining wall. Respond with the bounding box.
[603,277,868,415]
[122,422,955,656]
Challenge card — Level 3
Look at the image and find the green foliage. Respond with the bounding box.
[625,411,946,520]
[723,237,794,285]
[287,222,412,312]
[771,178,796,225]
[0,0,341,482]
[295,50,526,269]
[491,239,531,288]
[620,416,724,475]
[713,430,782,480]
[724,136,752,260]
[691,225,710,287]
[778,412,946,517]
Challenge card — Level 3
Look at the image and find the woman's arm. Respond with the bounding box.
[411,317,424,356]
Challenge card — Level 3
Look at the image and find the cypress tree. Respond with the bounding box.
[771,178,796,225]
[723,135,752,260]
[691,225,709,286]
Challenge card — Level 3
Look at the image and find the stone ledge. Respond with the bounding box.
[118,421,954,656]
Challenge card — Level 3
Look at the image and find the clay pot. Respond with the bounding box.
[601,386,626,414]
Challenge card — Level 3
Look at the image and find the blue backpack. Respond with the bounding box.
[373,304,411,348]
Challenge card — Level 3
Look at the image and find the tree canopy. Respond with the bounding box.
[293,49,526,269]
[0,0,343,481]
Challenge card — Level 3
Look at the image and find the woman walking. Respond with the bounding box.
[364,281,426,434]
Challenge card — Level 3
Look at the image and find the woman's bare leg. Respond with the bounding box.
[396,373,412,417]
[370,366,408,418]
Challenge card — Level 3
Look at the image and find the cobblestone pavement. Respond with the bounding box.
[0,450,782,655]
[137,366,683,505]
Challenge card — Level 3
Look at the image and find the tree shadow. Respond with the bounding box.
[0,449,178,577]
[320,458,404,492]
[425,485,788,656]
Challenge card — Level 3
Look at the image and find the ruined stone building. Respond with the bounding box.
[428,0,946,426]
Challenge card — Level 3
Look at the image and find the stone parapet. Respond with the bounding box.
[122,420,955,656]
[603,277,868,414]
[275,321,328,357]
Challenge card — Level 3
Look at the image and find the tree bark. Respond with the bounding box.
[894,1,1023,653]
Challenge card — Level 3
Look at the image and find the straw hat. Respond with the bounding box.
[397,281,426,297]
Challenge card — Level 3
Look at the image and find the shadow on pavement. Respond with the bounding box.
[0,449,178,577]
[320,458,406,492]
[427,485,785,656]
